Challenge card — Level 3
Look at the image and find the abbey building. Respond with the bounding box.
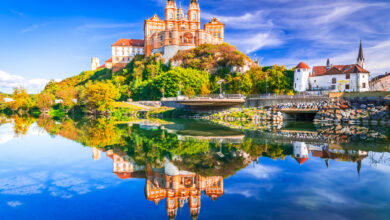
[145,0,224,60]
[92,0,225,73]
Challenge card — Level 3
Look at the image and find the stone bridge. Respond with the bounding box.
[245,94,330,108]
[162,94,246,112]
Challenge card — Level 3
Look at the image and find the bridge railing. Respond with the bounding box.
[162,94,246,101]
[247,93,329,100]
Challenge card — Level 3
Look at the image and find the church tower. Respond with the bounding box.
[357,40,365,69]
[165,0,177,22]
[188,0,201,30]
[91,57,100,71]
[326,58,331,70]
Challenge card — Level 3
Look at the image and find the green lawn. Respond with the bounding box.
[330,91,390,98]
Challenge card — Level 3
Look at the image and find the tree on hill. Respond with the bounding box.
[133,67,210,100]
[8,87,33,112]
[36,93,55,113]
[55,86,77,111]
[171,43,252,74]
[267,65,290,94]
[81,81,120,113]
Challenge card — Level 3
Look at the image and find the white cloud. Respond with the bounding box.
[228,32,284,53]
[201,0,390,73]
[10,9,24,17]
[21,24,39,33]
[202,10,273,30]
[0,70,49,93]
[239,164,280,179]
[0,125,14,145]
[7,201,22,208]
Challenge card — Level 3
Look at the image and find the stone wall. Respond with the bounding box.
[203,108,283,122]
[314,100,390,125]
[246,96,329,108]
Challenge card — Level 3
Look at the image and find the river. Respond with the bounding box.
[0,116,389,219]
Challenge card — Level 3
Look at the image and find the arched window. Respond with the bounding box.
[192,14,196,21]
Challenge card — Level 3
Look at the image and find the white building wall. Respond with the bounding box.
[293,142,309,158]
[112,46,145,65]
[294,68,310,92]
[309,73,370,92]
[371,76,390,91]
[358,73,370,92]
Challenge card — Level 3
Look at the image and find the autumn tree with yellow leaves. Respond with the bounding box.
[8,87,34,112]
[81,81,120,113]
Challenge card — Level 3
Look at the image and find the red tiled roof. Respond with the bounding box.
[114,172,132,179]
[296,62,310,69]
[295,157,308,165]
[206,17,225,25]
[98,64,105,69]
[106,153,113,160]
[312,151,323,158]
[312,64,369,76]
[112,39,144,47]
[324,66,343,75]
[106,57,112,63]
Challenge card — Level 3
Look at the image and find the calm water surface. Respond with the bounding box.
[0,116,389,220]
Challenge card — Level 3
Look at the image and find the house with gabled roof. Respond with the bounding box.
[294,41,370,92]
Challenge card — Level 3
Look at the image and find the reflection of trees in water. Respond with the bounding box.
[368,152,390,167]
[12,115,35,137]
[32,117,390,176]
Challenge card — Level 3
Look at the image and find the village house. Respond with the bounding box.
[91,39,145,72]
[294,42,370,92]
[370,72,390,91]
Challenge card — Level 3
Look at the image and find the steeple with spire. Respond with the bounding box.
[326,58,331,70]
[357,40,365,69]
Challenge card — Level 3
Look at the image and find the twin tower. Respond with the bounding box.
[144,0,225,60]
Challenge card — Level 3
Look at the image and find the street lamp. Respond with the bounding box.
[217,79,226,97]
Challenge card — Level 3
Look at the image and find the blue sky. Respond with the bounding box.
[1,0,390,93]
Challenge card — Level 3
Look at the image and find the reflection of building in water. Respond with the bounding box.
[146,161,223,219]
[292,141,368,174]
[92,147,101,160]
[106,149,146,179]
[293,142,309,164]
[93,148,224,219]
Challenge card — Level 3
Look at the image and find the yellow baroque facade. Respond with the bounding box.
[144,0,225,60]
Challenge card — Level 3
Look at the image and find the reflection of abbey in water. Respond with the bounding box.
[92,147,224,220]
